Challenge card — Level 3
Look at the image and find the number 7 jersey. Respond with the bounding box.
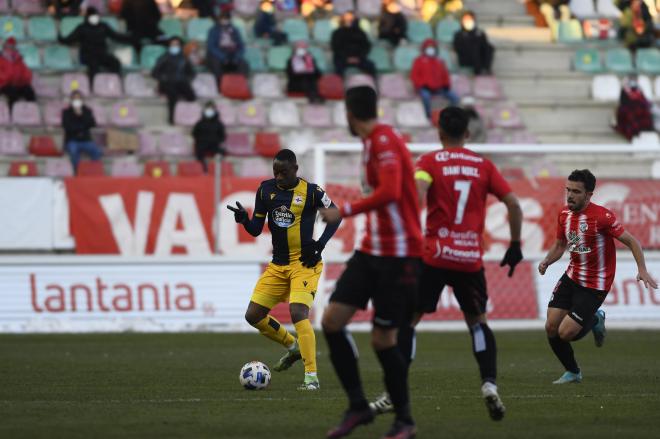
[415,147,512,272]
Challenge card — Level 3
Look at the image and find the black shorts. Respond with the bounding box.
[330,251,420,328]
[417,264,488,316]
[548,274,607,326]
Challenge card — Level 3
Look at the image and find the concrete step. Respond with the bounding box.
[466,0,527,17]
[499,77,592,100]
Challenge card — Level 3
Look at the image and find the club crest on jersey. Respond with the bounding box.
[270,193,276,200]
[566,231,591,254]
[272,205,295,228]
[579,222,588,232]
[438,227,449,238]
[294,195,304,205]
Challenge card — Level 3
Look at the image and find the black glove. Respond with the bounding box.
[500,241,523,277]
[300,240,323,268]
[227,201,248,224]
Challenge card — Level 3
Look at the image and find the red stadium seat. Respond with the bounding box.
[207,160,235,177]
[318,74,344,100]
[110,159,142,177]
[220,74,252,100]
[77,161,105,177]
[8,161,38,177]
[144,160,171,177]
[29,136,61,157]
[177,160,205,177]
[254,132,281,158]
[224,132,254,156]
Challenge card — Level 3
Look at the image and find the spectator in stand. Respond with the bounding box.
[453,11,494,75]
[0,38,36,109]
[62,90,102,174]
[58,7,132,81]
[331,11,376,77]
[618,0,654,51]
[614,77,653,140]
[47,0,82,18]
[411,38,459,120]
[192,0,234,17]
[206,10,249,82]
[378,0,408,47]
[301,0,334,24]
[422,0,464,27]
[461,96,486,143]
[120,0,165,54]
[192,101,226,173]
[254,0,288,46]
[152,37,197,125]
[286,41,324,103]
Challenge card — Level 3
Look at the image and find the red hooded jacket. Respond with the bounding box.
[0,39,33,88]
[410,38,450,90]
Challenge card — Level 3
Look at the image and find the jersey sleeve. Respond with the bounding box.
[254,185,268,218]
[313,184,334,209]
[414,153,434,184]
[556,212,566,241]
[487,161,512,200]
[601,209,625,238]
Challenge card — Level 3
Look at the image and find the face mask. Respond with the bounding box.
[88,15,100,25]
[295,48,307,57]
[424,47,436,57]
[169,46,181,55]
[463,19,475,31]
[204,108,216,118]
[72,99,83,109]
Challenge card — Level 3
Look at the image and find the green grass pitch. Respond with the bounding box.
[1,331,659,438]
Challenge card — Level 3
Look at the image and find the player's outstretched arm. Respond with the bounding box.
[500,193,523,277]
[616,231,658,290]
[226,199,265,237]
[538,239,567,275]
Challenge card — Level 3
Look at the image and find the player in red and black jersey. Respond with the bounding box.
[539,169,657,384]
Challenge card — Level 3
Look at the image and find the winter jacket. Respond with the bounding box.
[62,106,97,144]
[193,116,226,152]
[254,11,277,38]
[120,0,162,40]
[206,23,245,63]
[0,52,32,88]
[411,54,451,90]
[331,23,371,60]
[151,53,196,85]
[59,21,131,64]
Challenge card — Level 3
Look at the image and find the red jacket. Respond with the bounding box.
[0,53,32,88]
[410,55,450,91]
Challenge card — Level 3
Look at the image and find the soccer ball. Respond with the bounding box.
[239,361,271,390]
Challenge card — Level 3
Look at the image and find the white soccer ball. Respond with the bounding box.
[239,361,271,390]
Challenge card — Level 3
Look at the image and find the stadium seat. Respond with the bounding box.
[492,102,524,129]
[318,128,353,143]
[596,0,621,18]
[159,17,184,37]
[11,102,41,126]
[377,102,395,125]
[174,101,202,127]
[235,157,273,178]
[144,160,171,177]
[308,46,328,72]
[436,18,461,44]
[187,18,213,41]
[27,16,56,42]
[267,46,293,71]
[635,48,660,75]
[245,46,266,73]
[110,101,140,127]
[14,0,45,14]
[225,132,254,156]
[510,130,539,144]
[450,74,471,97]
[0,0,7,12]
[31,74,58,98]
[254,132,281,158]
[177,160,205,177]
[101,17,119,31]
[124,72,157,98]
[77,161,105,177]
[269,101,300,127]
[396,101,429,127]
[345,73,376,89]
[318,74,344,100]
[87,100,108,126]
[28,135,60,157]
[0,16,25,40]
[216,100,238,125]
[368,45,392,72]
[43,100,64,126]
[0,101,9,125]
[557,19,583,43]
[574,47,603,73]
[138,130,158,157]
[114,45,139,70]
[93,73,122,97]
[332,101,348,127]
[570,0,596,19]
[252,73,282,98]
[110,158,142,177]
[140,45,166,70]
[234,0,260,16]
[302,104,332,127]
[8,161,38,177]
[192,73,219,98]
[393,46,418,72]
[438,47,456,72]
[407,20,433,44]
[637,74,654,101]
[313,19,335,44]
[379,73,412,99]
[17,43,41,70]
[605,48,634,74]
[486,130,505,144]
[473,76,503,100]
[206,160,235,178]
[236,100,266,127]
[60,16,83,38]
[158,132,191,156]
[44,45,74,70]
[44,159,74,178]
[220,74,252,100]
[0,130,25,155]
[654,76,660,100]
[61,73,90,96]
[333,0,354,14]
[358,0,381,16]
[283,18,309,42]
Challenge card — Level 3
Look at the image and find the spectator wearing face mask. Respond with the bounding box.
[254,0,288,46]
[58,7,132,81]
[62,90,102,174]
[453,11,495,75]
[286,41,324,103]
[378,0,408,47]
[192,101,226,173]
[331,11,376,77]
[206,10,249,81]
[0,37,36,109]
[152,37,197,125]
[614,77,654,140]
[411,39,459,120]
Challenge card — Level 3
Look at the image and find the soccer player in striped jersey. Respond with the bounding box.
[539,169,657,384]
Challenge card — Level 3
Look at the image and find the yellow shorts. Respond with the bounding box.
[251,260,323,309]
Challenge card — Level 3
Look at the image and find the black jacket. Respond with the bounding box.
[331,23,371,60]
[120,0,162,40]
[378,11,407,41]
[151,53,196,84]
[62,106,96,144]
[192,116,226,152]
[59,22,131,64]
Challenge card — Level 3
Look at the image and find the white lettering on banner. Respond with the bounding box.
[154,194,211,255]
[99,191,154,255]
[650,226,660,245]
[484,198,544,255]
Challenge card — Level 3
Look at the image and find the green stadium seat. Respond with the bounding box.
[282,18,309,42]
[159,17,184,38]
[574,48,603,73]
[140,44,166,70]
[17,43,41,70]
[308,46,328,72]
[44,44,73,70]
[267,45,292,71]
[245,46,266,72]
[358,18,374,41]
[407,20,433,44]
[233,18,250,42]
[393,45,418,72]
[113,45,139,70]
[368,45,392,72]
[605,48,634,74]
[60,16,83,38]
[102,17,120,31]
[187,17,213,41]
[27,16,56,42]
[0,16,25,40]
[313,19,335,44]
[557,19,583,43]
[438,48,455,72]
[635,48,660,75]
[435,18,460,44]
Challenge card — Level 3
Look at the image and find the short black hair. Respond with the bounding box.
[568,169,596,192]
[274,148,297,164]
[438,106,469,140]
[345,86,378,121]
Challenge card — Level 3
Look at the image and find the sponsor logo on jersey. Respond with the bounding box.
[566,231,591,254]
[272,205,295,228]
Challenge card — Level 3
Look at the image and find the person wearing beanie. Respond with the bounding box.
[0,37,36,109]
